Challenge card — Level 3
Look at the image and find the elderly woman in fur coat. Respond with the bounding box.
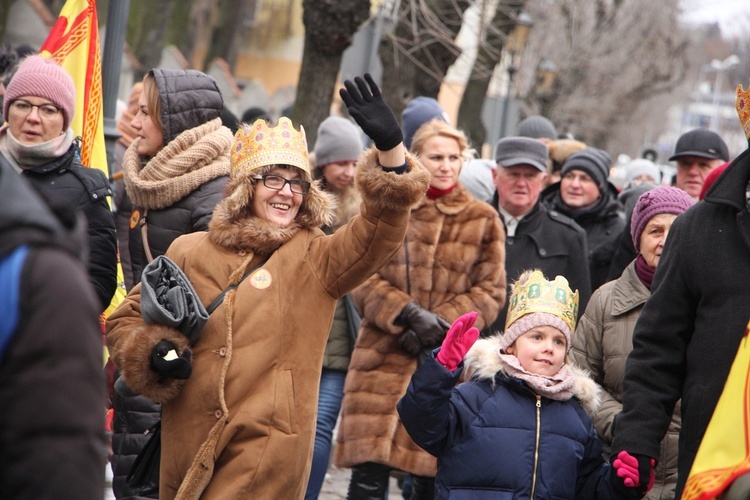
[106,74,430,499]
[334,119,506,498]
[397,271,622,499]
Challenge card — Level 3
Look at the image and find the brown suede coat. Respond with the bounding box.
[106,147,430,499]
[334,183,506,476]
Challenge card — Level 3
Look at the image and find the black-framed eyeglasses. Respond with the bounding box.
[9,99,62,120]
[254,174,310,195]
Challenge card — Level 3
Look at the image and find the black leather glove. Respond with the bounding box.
[339,73,402,151]
[398,329,423,356]
[150,340,192,380]
[398,302,451,350]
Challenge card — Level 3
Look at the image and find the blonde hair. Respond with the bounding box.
[409,119,473,160]
[142,73,163,131]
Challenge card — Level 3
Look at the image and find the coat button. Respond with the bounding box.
[238,250,247,256]
[539,248,547,256]
[214,409,222,419]
[92,193,99,199]
[219,347,227,357]
[507,239,514,245]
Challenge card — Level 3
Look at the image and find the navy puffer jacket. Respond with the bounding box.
[398,334,615,500]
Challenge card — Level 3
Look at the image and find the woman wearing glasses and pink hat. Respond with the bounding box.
[0,55,117,312]
[107,74,430,499]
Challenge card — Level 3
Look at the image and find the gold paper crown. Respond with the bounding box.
[231,117,310,178]
[737,81,750,141]
[505,270,579,335]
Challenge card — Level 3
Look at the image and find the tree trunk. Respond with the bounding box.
[457,0,525,151]
[204,0,252,71]
[295,0,369,147]
[127,0,176,80]
[166,0,197,63]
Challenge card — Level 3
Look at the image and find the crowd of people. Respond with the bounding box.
[1,45,750,500]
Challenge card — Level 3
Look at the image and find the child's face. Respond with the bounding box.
[506,325,567,377]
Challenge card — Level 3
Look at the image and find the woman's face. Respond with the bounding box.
[322,160,357,190]
[418,135,463,190]
[252,166,305,227]
[130,92,164,157]
[639,213,677,269]
[7,95,65,144]
[506,325,567,377]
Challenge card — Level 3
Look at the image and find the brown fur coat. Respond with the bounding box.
[334,183,506,476]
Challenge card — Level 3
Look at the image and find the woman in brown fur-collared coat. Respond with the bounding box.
[335,119,506,499]
[106,75,431,500]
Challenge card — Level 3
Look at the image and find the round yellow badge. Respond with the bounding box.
[250,268,272,289]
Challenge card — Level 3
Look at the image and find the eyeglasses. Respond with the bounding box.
[9,99,62,120]
[254,174,310,195]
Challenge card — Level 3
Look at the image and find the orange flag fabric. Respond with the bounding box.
[683,322,750,499]
[39,0,126,359]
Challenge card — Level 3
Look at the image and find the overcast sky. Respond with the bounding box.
[681,0,750,35]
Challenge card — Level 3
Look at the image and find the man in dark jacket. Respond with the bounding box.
[542,147,625,292]
[488,137,591,334]
[0,153,106,498]
[611,144,750,497]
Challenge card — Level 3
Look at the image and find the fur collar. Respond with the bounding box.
[464,334,602,415]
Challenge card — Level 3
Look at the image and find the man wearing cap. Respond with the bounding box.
[488,137,591,333]
[669,128,729,200]
[542,147,625,291]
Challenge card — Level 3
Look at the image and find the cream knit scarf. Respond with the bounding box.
[123,118,233,209]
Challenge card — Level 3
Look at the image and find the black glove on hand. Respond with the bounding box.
[399,302,451,350]
[398,329,423,356]
[150,340,192,380]
[339,73,402,151]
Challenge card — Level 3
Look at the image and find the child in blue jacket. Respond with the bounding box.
[397,270,650,499]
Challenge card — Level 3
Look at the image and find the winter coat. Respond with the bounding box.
[0,154,106,499]
[5,137,117,312]
[542,182,625,292]
[334,183,506,477]
[107,147,430,499]
[124,117,232,285]
[570,261,679,499]
[489,196,592,334]
[612,149,750,497]
[397,334,614,500]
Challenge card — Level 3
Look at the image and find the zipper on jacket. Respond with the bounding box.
[530,394,541,499]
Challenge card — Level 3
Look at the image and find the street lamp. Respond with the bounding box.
[710,54,739,132]
[499,11,533,138]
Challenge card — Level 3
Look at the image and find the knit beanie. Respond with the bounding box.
[4,55,76,131]
[313,116,363,167]
[561,147,611,192]
[402,96,448,151]
[630,186,695,251]
[500,312,573,353]
[518,115,557,141]
[625,158,661,185]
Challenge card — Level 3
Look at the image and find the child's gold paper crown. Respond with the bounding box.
[231,117,310,178]
[737,81,750,141]
[505,270,579,335]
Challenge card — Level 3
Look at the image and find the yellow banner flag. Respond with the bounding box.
[683,323,750,499]
[38,0,126,360]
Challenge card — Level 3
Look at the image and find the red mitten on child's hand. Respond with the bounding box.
[436,312,480,371]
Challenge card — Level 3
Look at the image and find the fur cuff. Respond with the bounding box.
[355,147,430,214]
[117,323,191,403]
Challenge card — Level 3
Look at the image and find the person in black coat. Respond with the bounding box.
[612,144,750,498]
[488,137,591,334]
[542,147,625,292]
[0,153,106,498]
[0,55,117,312]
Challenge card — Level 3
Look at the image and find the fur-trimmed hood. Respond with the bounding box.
[464,334,602,415]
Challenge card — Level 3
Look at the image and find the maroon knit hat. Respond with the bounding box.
[4,55,76,131]
[631,186,695,251]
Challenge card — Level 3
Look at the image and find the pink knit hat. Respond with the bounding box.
[500,312,573,353]
[630,186,695,251]
[4,55,76,131]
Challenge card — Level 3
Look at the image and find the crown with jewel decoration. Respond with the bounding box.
[505,270,579,335]
[737,81,750,142]
[231,117,310,178]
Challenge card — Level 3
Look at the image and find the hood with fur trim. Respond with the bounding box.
[463,334,602,415]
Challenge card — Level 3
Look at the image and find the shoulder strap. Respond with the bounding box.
[0,245,29,364]
[139,209,155,264]
[205,255,270,315]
